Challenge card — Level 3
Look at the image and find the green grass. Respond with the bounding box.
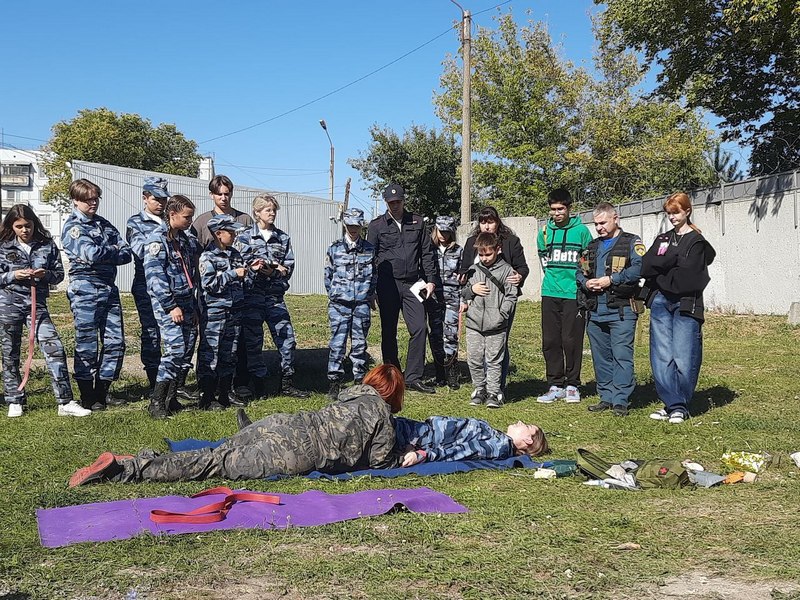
[2,294,800,599]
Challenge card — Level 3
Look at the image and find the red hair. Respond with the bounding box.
[663,192,701,233]
[363,364,405,413]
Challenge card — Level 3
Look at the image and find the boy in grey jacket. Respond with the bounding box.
[460,232,518,408]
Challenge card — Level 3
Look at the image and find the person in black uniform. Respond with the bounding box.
[367,184,440,394]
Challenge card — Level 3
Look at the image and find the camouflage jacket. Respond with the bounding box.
[143,224,201,313]
[236,224,294,298]
[125,210,163,289]
[199,243,250,316]
[61,209,132,285]
[435,243,463,292]
[324,236,376,304]
[0,238,64,323]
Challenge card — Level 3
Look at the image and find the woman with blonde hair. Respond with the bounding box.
[641,192,716,424]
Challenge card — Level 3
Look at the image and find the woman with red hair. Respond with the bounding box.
[641,192,716,425]
[69,364,405,486]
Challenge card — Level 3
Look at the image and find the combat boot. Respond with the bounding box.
[327,379,341,402]
[175,368,198,402]
[92,379,110,412]
[236,408,252,430]
[434,362,447,387]
[246,376,269,402]
[198,377,225,411]
[281,376,310,399]
[166,379,185,414]
[216,375,234,408]
[447,359,460,390]
[148,381,170,419]
[76,379,95,410]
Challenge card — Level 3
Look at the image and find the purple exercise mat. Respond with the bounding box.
[37,487,467,548]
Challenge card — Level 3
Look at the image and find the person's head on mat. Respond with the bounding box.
[506,421,549,457]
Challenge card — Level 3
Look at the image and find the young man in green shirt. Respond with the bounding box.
[536,188,593,403]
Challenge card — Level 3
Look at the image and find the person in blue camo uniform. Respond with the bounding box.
[236,193,309,399]
[0,205,90,418]
[144,194,201,419]
[324,207,376,401]
[61,178,132,411]
[125,176,170,397]
[197,214,264,410]
[425,215,463,390]
[394,416,548,465]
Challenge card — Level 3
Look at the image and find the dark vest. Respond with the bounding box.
[580,232,639,312]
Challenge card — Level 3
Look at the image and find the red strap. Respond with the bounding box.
[149,487,280,524]
[18,284,36,391]
[172,239,194,290]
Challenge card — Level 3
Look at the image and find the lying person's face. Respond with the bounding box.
[506,421,543,454]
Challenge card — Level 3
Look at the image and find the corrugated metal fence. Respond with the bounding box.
[70,161,340,294]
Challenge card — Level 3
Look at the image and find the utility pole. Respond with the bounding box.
[451,1,472,227]
[319,119,335,204]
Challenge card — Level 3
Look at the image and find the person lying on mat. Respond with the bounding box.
[394,416,548,466]
[70,364,405,487]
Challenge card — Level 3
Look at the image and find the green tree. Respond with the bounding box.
[597,0,800,175]
[41,108,202,210]
[348,123,461,218]
[435,12,716,216]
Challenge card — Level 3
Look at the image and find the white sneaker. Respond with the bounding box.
[649,408,669,421]
[7,403,23,418]
[58,401,92,417]
[565,386,581,403]
[537,386,566,403]
[668,411,686,424]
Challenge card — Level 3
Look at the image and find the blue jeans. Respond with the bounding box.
[587,316,636,407]
[649,292,703,416]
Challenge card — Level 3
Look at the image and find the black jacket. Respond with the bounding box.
[367,211,439,285]
[461,233,529,296]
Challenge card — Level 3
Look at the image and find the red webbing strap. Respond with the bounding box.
[18,284,36,391]
[172,239,194,290]
[149,486,281,524]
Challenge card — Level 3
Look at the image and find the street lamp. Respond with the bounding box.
[319,119,334,203]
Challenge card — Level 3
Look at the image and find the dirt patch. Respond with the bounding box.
[632,572,799,599]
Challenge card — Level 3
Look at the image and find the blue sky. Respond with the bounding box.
[2,0,710,217]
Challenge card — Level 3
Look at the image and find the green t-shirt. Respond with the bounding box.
[536,215,593,299]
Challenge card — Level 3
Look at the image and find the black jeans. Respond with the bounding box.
[541,296,585,387]
[376,277,427,384]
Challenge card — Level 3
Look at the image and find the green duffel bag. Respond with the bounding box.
[576,448,616,480]
[634,460,691,489]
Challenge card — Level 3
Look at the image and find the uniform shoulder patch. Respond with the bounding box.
[69,226,81,240]
[634,241,646,256]
[148,242,161,257]
[200,260,211,273]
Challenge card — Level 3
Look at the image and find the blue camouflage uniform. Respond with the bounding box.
[125,177,169,377]
[426,216,463,365]
[324,208,376,383]
[198,220,250,380]
[0,238,73,406]
[393,415,515,462]
[144,224,201,383]
[236,223,299,378]
[61,209,132,382]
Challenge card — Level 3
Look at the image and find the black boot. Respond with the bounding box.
[92,379,110,411]
[148,381,170,419]
[77,379,95,410]
[236,408,252,430]
[247,376,269,401]
[434,362,447,387]
[166,379,184,414]
[198,377,225,411]
[447,358,460,390]
[281,376,310,399]
[327,379,341,402]
[217,375,234,408]
[175,368,198,402]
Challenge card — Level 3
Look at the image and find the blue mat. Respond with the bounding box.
[165,437,576,480]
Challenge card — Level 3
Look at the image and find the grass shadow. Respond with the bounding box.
[690,385,738,416]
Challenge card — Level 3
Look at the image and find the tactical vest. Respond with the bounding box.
[580,232,639,312]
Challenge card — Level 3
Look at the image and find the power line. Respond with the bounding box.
[0,132,48,143]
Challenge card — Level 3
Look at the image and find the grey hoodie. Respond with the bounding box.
[461,257,518,335]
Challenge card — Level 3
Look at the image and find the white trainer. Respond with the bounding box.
[58,401,92,417]
[649,408,669,421]
[536,386,566,404]
[668,411,686,424]
[7,403,23,418]
[565,386,581,403]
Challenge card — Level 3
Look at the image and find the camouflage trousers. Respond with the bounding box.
[240,295,297,378]
[197,311,240,379]
[151,297,197,382]
[66,279,125,382]
[426,287,461,363]
[131,281,161,371]
[118,413,317,482]
[0,307,74,405]
[327,301,371,382]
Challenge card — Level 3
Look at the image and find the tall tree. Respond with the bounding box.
[348,124,461,218]
[435,13,715,217]
[41,108,202,210]
[597,0,800,175]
